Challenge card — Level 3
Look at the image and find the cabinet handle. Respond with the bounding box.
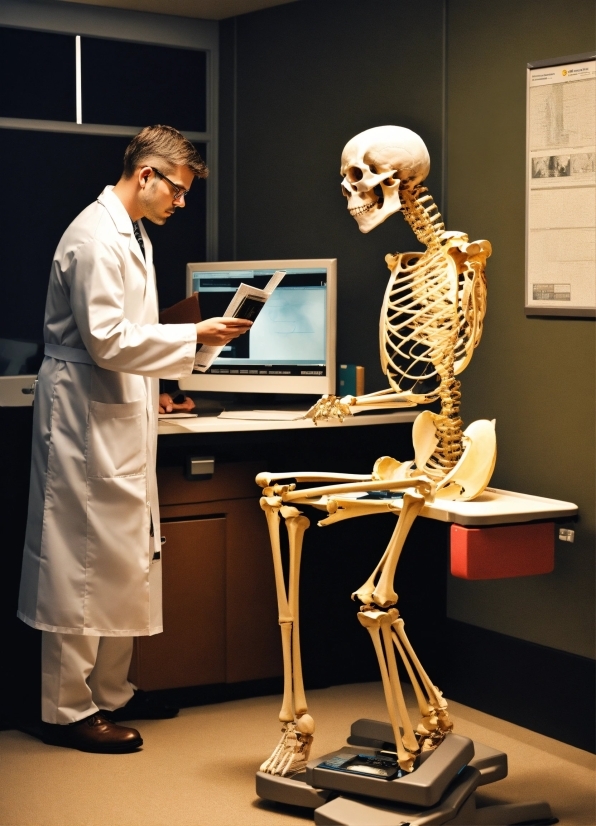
[186,456,215,480]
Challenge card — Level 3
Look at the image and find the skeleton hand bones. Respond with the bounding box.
[304,388,428,424]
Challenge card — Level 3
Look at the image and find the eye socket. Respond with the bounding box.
[369,165,378,174]
[346,167,363,183]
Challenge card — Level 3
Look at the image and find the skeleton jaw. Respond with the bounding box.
[349,198,379,217]
[346,183,403,233]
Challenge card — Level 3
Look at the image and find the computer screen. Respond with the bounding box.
[178,259,336,395]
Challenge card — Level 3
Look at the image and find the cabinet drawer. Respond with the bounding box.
[157,460,263,505]
[131,517,226,690]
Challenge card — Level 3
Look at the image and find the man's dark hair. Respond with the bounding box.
[123,125,208,179]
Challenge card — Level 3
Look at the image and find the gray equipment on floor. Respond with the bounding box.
[256,718,557,825]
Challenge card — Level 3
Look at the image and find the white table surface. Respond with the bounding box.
[319,487,578,526]
[157,409,418,435]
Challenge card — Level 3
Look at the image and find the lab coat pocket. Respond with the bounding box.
[87,399,147,478]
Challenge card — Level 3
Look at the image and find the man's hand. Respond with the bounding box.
[196,317,252,346]
[159,393,196,414]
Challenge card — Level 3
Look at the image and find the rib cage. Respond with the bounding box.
[381,249,457,396]
[381,185,488,473]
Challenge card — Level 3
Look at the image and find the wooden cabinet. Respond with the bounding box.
[129,460,282,690]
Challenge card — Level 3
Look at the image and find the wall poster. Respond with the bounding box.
[526,52,596,317]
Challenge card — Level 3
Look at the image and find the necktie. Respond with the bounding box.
[132,220,146,261]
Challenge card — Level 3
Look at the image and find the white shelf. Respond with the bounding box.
[420,486,578,525]
[315,487,578,526]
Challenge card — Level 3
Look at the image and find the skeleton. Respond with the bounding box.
[258,126,496,777]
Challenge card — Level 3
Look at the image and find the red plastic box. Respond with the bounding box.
[450,521,555,580]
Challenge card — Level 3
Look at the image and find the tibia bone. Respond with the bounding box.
[286,514,310,717]
[358,609,417,772]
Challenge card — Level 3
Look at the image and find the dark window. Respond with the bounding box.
[81,37,207,132]
[0,27,76,122]
[0,130,207,343]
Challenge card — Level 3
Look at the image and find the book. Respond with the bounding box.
[339,364,365,396]
[193,270,286,372]
[159,292,202,325]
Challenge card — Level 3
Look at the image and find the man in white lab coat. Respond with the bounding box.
[18,125,251,753]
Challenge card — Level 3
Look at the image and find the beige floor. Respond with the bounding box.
[0,682,594,826]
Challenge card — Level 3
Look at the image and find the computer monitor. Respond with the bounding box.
[178,259,336,396]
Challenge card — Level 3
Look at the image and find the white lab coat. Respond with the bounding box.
[18,186,198,636]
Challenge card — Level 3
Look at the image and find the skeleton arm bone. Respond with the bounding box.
[305,389,430,424]
[342,388,434,411]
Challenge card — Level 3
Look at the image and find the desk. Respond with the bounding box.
[156,409,419,435]
[132,411,578,696]
[132,411,420,694]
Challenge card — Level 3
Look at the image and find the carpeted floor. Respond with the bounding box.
[0,682,594,826]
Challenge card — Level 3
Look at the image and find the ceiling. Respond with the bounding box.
[53,0,301,19]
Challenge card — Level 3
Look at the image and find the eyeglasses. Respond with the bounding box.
[151,167,190,201]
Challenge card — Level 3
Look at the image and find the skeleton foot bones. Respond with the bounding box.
[258,125,495,777]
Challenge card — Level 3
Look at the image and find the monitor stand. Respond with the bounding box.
[256,718,557,825]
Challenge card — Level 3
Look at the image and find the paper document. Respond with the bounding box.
[526,59,596,312]
[217,410,307,421]
[193,270,285,372]
[158,412,198,419]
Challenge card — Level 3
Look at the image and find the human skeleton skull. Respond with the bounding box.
[341,125,431,233]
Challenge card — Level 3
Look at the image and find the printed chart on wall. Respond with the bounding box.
[526,53,596,317]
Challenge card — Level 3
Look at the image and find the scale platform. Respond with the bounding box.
[256,719,556,826]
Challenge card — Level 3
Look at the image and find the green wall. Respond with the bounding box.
[222,0,595,660]
[446,0,595,658]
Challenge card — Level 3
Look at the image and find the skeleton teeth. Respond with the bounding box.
[349,199,379,216]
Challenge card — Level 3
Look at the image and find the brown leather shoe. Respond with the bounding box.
[41,713,143,753]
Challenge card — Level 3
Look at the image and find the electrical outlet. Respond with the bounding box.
[558,528,575,543]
